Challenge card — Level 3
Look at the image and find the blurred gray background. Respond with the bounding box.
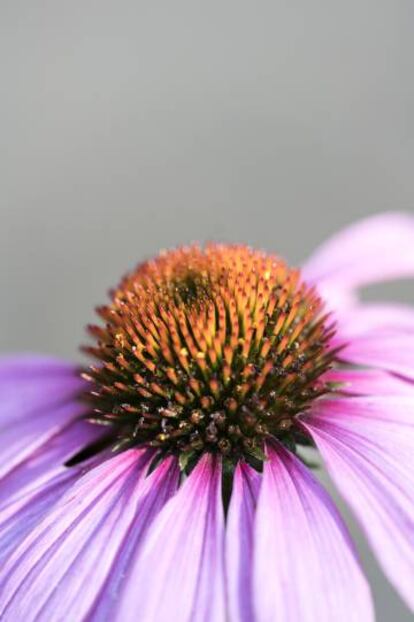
[1,1,413,619]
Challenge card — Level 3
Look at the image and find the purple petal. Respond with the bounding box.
[0,355,85,426]
[0,420,103,562]
[302,397,414,611]
[303,212,414,297]
[226,462,260,622]
[0,401,88,480]
[336,303,414,338]
[116,453,226,622]
[0,355,88,479]
[324,368,414,396]
[0,354,80,378]
[339,333,414,380]
[0,450,178,622]
[253,442,374,622]
[88,456,179,620]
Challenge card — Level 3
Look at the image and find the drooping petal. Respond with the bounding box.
[0,419,103,562]
[303,212,414,296]
[0,354,79,377]
[0,401,88,481]
[324,368,414,396]
[88,456,179,620]
[0,419,101,509]
[339,333,414,380]
[302,396,414,611]
[0,355,85,427]
[0,450,178,622]
[253,442,374,622]
[116,453,226,622]
[226,462,260,622]
[336,303,414,338]
[0,355,88,480]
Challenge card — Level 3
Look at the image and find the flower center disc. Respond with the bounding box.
[83,245,335,464]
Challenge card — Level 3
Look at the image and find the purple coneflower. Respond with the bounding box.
[1,212,414,621]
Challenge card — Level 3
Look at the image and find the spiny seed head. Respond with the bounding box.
[83,244,336,464]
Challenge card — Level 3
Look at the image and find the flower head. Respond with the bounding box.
[83,245,335,464]
[1,213,414,622]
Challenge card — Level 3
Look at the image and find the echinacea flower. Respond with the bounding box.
[1,212,414,622]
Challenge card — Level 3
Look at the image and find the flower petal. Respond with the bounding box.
[0,355,88,479]
[226,462,260,622]
[0,401,88,481]
[303,212,414,296]
[0,419,101,509]
[302,396,414,611]
[324,368,414,396]
[0,354,79,378]
[253,442,374,622]
[339,333,414,380]
[0,450,178,622]
[336,303,414,338]
[116,453,226,622]
[89,456,179,620]
[0,355,85,427]
[0,420,103,562]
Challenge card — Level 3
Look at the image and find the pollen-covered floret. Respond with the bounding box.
[83,244,337,464]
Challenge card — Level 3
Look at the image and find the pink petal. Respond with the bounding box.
[303,212,414,296]
[0,450,178,621]
[0,354,80,378]
[0,401,88,480]
[116,454,226,622]
[253,442,374,622]
[226,462,260,622]
[89,456,179,620]
[0,355,88,480]
[302,397,414,611]
[0,355,85,427]
[336,304,414,338]
[0,419,102,563]
[324,368,414,396]
[339,333,414,380]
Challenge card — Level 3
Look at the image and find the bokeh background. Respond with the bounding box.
[1,1,413,619]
